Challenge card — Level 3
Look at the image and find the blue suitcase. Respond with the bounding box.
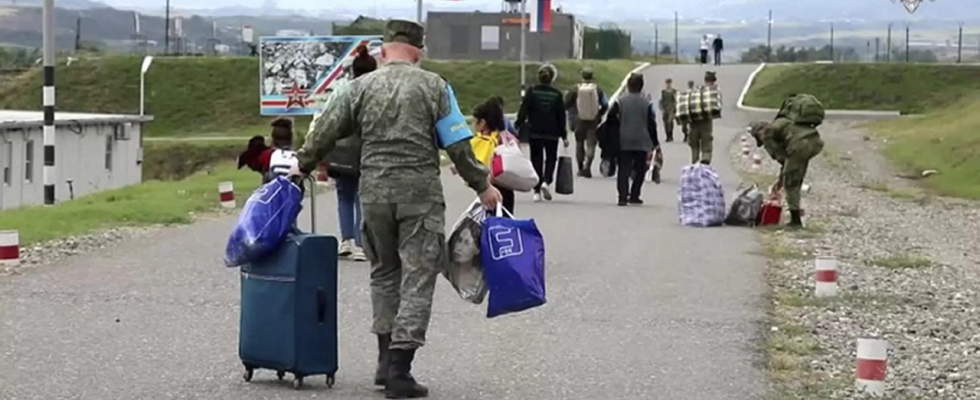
[239,181,339,390]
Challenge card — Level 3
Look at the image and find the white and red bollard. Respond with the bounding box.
[752,153,762,170]
[218,182,236,209]
[741,144,751,158]
[0,230,19,267]
[856,338,888,396]
[815,256,838,297]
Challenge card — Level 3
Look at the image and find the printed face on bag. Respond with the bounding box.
[488,225,524,261]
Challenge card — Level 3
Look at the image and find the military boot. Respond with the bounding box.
[788,210,804,228]
[375,334,391,386]
[385,349,429,399]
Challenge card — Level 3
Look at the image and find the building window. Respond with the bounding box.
[105,135,113,172]
[450,25,469,55]
[2,141,11,186]
[24,140,34,183]
[481,26,500,50]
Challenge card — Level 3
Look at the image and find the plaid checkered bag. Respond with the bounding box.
[678,164,726,227]
[675,87,722,124]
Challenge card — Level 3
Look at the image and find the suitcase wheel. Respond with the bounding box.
[277,371,285,381]
[326,374,335,388]
[242,367,254,382]
[293,375,304,390]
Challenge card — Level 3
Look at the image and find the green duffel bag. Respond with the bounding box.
[777,93,825,127]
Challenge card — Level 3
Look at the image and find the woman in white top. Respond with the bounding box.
[700,35,710,65]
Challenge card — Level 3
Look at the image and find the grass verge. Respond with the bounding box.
[0,57,638,138]
[0,164,259,246]
[743,64,980,114]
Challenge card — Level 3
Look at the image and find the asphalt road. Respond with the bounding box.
[0,64,769,400]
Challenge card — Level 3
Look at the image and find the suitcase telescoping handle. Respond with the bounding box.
[289,175,318,233]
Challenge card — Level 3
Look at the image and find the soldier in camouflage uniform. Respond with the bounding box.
[292,20,501,399]
[659,78,677,142]
[688,71,719,165]
[749,118,824,227]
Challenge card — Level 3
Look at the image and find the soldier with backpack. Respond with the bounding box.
[749,94,826,228]
[565,67,608,178]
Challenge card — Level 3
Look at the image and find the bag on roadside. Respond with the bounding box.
[777,93,825,127]
[577,83,601,121]
[481,205,547,318]
[444,199,490,304]
[224,176,304,267]
[491,141,539,192]
[725,183,764,226]
[678,164,726,227]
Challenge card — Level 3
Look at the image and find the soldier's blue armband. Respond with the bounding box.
[435,84,473,149]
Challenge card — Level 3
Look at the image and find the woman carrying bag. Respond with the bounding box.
[309,45,377,261]
[516,64,568,203]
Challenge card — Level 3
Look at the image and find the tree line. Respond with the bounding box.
[740,44,938,63]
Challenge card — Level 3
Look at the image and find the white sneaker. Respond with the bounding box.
[338,239,353,257]
[541,184,553,201]
[533,193,542,203]
[352,246,367,262]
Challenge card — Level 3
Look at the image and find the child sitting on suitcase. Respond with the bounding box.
[238,119,298,184]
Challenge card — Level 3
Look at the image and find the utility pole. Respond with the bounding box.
[74,15,82,52]
[830,23,834,62]
[767,10,773,62]
[164,0,171,55]
[416,0,423,24]
[674,11,679,64]
[957,23,963,64]
[886,23,892,62]
[875,38,880,62]
[654,23,658,61]
[42,0,56,205]
[906,24,910,63]
[520,0,526,95]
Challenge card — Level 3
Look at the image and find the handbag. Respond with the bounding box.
[444,199,490,304]
[481,204,547,318]
[491,141,539,192]
[555,146,574,195]
[324,136,360,178]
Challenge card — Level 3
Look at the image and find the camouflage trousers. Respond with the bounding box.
[575,119,600,171]
[662,109,675,141]
[361,202,446,350]
[688,119,714,164]
[782,137,825,211]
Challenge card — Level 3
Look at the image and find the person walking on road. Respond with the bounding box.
[292,20,502,399]
[659,78,677,143]
[688,71,720,165]
[564,67,608,178]
[608,73,659,206]
[699,35,710,65]
[469,99,518,215]
[517,64,568,202]
[310,44,378,262]
[712,35,724,66]
[488,95,518,137]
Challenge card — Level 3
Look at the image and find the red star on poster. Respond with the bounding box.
[283,82,309,109]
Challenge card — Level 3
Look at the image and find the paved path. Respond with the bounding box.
[0,64,768,400]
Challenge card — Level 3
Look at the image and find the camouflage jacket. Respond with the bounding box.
[659,88,677,111]
[763,117,821,164]
[296,61,489,203]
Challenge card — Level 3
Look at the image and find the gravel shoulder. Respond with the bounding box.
[729,120,980,399]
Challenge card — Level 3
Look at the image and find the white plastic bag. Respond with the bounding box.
[444,199,489,304]
[491,141,539,192]
[678,164,726,227]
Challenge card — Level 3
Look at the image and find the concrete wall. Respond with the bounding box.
[426,11,577,61]
[0,122,143,210]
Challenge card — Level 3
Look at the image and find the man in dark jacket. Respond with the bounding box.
[516,64,568,202]
[712,35,724,66]
[607,73,658,206]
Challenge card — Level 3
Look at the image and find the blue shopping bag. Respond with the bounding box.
[224,176,304,267]
[480,205,547,318]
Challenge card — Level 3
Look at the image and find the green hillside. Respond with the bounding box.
[743,64,980,114]
[0,57,638,138]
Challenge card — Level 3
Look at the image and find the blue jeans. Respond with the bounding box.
[335,176,362,246]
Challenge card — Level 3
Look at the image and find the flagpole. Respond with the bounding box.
[520,0,527,96]
[417,0,423,23]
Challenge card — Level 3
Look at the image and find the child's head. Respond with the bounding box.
[472,99,506,134]
[270,118,293,149]
[351,45,378,78]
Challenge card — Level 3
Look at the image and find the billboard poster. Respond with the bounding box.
[259,35,382,116]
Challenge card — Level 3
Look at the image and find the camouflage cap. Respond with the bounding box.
[384,19,425,49]
[581,66,594,78]
[748,121,769,144]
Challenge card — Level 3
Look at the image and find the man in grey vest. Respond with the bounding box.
[607,73,659,206]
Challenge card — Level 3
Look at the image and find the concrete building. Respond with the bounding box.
[0,111,150,210]
[425,11,583,61]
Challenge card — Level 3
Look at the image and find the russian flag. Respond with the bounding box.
[528,0,552,33]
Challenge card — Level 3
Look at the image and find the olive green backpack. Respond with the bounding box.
[776,94,825,127]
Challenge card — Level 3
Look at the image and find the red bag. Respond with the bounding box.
[757,187,783,226]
